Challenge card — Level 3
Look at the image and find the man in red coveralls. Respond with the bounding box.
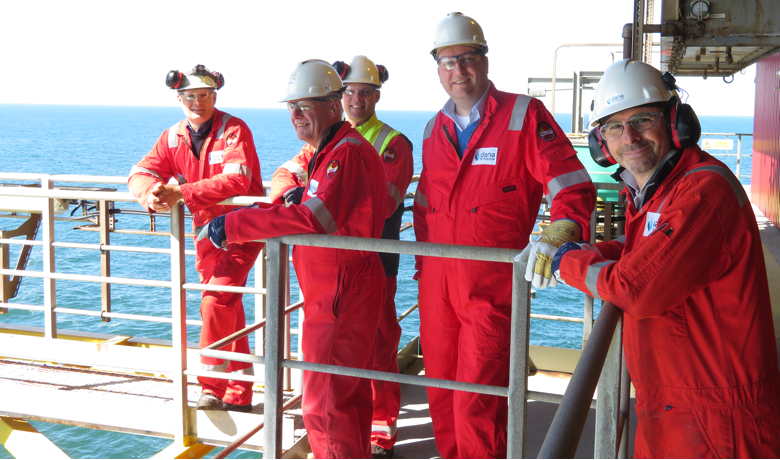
[269,55,412,459]
[199,59,389,459]
[412,12,596,459]
[128,64,265,412]
[548,59,780,458]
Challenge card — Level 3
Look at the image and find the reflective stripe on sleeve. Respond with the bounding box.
[585,260,615,300]
[130,165,163,180]
[414,190,428,208]
[167,122,180,148]
[373,124,394,153]
[616,234,626,244]
[423,114,437,141]
[547,169,592,203]
[282,160,308,183]
[508,95,532,131]
[223,163,251,180]
[303,197,338,234]
[336,137,362,148]
[388,182,402,207]
[216,114,234,139]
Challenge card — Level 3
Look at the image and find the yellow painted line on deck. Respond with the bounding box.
[152,441,216,459]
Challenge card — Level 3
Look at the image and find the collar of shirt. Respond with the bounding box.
[621,149,680,210]
[187,117,213,136]
[354,112,381,137]
[441,82,492,131]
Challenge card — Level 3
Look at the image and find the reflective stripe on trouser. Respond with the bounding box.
[371,276,402,450]
[294,249,386,459]
[195,237,264,406]
[418,256,511,459]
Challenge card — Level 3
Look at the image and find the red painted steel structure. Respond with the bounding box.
[752,52,780,227]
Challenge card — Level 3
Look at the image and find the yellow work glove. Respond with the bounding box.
[519,219,581,289]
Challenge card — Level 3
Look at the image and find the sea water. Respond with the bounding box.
[0,104,754,458]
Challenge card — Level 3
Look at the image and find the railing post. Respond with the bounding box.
[595,314,624,458]
[170,203,192,445]
[507,253,531,458]
[99,200,111,322]
[736,135,742,180]
[41,175,57,339]
[618,353,630,459]
[264,238,287,459]
[255,247,266,358]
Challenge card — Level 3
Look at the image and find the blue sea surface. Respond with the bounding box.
[0,104,754,458]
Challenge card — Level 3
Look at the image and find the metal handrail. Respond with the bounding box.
[538,301,625,458]
[699,132,753,179]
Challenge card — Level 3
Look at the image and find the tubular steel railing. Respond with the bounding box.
[0,173,630,458]
[699,132,753,181]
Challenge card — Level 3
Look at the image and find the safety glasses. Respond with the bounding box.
[179,90,214,103]
[287,99,330,114]
[599,112,664,141]
[436,51,484,71]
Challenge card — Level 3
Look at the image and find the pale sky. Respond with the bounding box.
[0,1,757,117]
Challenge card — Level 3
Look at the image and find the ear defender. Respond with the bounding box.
[210,71,225,90]
[377,65,389,83]
[331,61,349,79]
[660,72,701,150]
[588,127,618,167]
[666,100,701,149]
[166,70,184,89]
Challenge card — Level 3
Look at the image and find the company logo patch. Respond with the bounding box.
[643,212,661,236]
[307,179,319,198]
[472,147,498,166]
[326,160,339,179]
[209,150,224,165]
[502,185,517,193]
[606,93,625,106]
[383,148,396,163]
[226,133,238,147]
[537,122,556,141]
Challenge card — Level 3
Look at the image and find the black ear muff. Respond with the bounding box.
[667,101,701,149]
[377,65,389,83]
[211,71,225,90]
[332,61,349,79]
[589,127,618,167]
[166,70,184,89]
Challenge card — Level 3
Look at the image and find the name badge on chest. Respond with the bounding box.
[209,150,224,165]
[472,147,498,166]
[307,179,319,198]
[643,211,661,236]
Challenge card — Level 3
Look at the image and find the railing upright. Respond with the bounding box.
[594,314,624,458]
[169,203,192,445]
[506,254,532,458]
[264,238,288,459]
[41,176,57,339]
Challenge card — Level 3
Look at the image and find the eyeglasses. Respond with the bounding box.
[599,112,664,141]
[344,86,376,97]
[287,98,330,114]
[179,90,214,103]
[437,51,484,71]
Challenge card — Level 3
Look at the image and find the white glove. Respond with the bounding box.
[520,219,581,289]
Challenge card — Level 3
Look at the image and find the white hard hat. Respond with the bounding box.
[591,59,677,127]
[430,12,488,59]
[180,73,218,90]
[280,59,344,103]
[341,56,387,88]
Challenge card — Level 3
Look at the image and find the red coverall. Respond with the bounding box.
[413,84,596,458]
[270,114,414,452]
[558,146,780,458]
[128,109,265,406]
[226,121,388,459]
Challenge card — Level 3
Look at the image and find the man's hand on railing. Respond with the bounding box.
[550,241,601,285]
[519,219,581,289]
[147,182,183,213]
[196,215,228,250]
[282,187,305,207]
